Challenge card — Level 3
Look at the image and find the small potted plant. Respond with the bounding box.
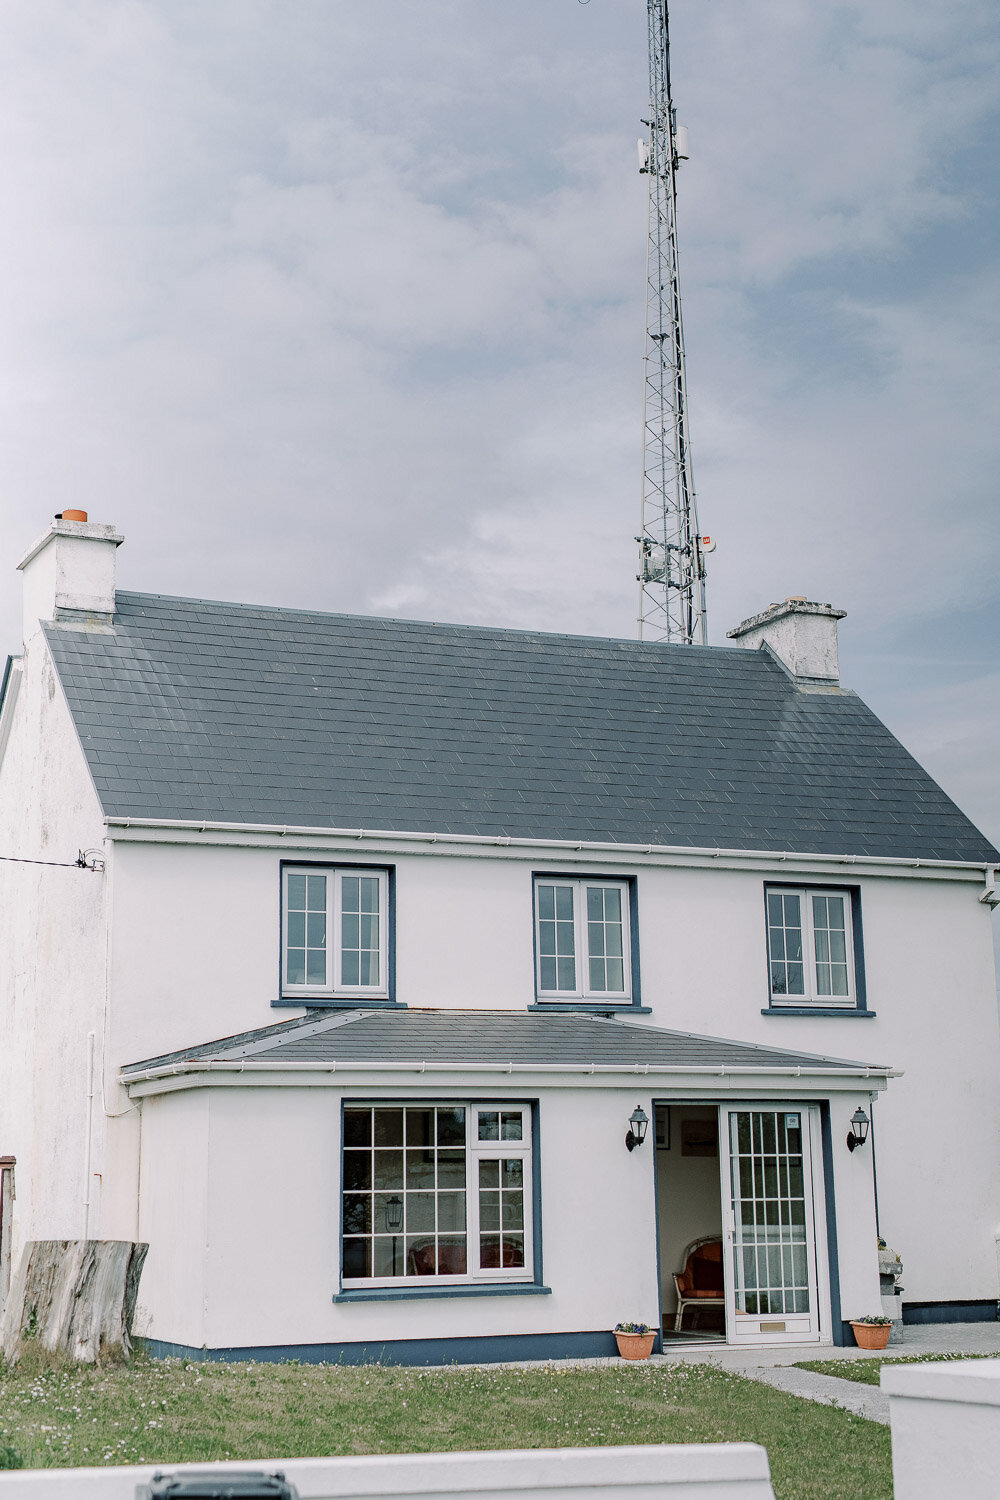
[849,1314,893,1350]
[614,1321,656,1360]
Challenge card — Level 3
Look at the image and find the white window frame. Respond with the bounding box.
[341,1103,534,1289]
[765,887,856,1009]
[533,877,632,1002]
[282,865,389,1000]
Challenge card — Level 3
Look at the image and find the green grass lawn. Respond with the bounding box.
[793,1350,994,1387]
[0,1355,889,1500]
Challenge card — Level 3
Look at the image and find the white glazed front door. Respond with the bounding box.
[719,1106,827,1345]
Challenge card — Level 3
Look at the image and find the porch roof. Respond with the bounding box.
[121,1008,894,1089]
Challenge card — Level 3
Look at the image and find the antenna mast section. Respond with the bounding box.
[637,0,707,644]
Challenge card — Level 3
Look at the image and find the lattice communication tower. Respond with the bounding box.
[637,0,708,643]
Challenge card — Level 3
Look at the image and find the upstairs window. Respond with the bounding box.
[534,878,631,1002]
[766,888,856,1007]
[341,1103,534,1286]
[282,866,389,1000]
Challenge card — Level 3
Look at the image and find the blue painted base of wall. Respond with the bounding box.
[138,1330,625,1366]
[902,1301,999,1326]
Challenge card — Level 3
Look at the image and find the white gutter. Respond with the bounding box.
[103,816,993,879]
[122,1058,897,1085]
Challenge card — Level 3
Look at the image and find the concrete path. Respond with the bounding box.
[652,1321,1000,1427]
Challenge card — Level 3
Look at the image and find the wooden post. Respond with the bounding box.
[0,1240,148,1363]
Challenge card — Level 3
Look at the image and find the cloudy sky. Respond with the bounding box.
[1,2,997,918]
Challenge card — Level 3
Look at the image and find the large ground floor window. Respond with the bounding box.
[342,1103,533,1287]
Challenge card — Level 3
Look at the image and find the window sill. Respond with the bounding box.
[761,1006,875,1018]
[273,998,403,1010]
[528,1003,651,1015]
[334,1283,551,1304]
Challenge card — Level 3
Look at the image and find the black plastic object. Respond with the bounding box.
[135,1472,300,1498]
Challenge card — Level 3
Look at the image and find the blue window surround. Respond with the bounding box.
[274,859,400,1010]
[336,1096,545,1303]
[761,882,872,1019]
[529,871,649,1014]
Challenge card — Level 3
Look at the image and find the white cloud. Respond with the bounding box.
[0,0,996,863]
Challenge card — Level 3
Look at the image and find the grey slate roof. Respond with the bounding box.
[121,1007,886,1076]
[44,590,998,862]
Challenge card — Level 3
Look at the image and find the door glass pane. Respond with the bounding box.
[729,1110,811,1318]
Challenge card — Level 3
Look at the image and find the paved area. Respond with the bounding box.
[653,1322,1000,1426]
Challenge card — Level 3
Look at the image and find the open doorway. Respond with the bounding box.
[654,1105,725,1345]
[655,1103,829,1347]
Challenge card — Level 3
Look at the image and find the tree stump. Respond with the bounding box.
[0,1240,148,1363]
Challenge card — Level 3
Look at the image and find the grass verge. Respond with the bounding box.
[0,1356,889,1499]
[793,1350,995,1386]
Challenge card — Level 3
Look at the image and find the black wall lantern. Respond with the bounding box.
[846,1106,870,1153]
[625,1105,649,1152]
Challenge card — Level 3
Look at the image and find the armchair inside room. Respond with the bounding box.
[671,1235,725,1332]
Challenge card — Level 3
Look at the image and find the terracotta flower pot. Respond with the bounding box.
[615,1330,656,1360]
[850,1320,892,1350]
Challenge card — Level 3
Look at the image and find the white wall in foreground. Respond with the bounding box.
[885,1358,1000,1499]
[0,1442,776,1500]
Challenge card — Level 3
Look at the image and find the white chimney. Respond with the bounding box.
[17,512,124,644]
[726,597,846,684]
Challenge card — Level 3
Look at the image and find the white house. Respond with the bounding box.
[0,514,997,1362]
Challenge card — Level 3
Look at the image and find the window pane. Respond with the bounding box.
[373,1150,404,1191]
[538,885,554,920]
[502,1234,525,1268]
[438,1237,467,1274]
[406,1150,435,1189]
[478,1112,499,1142]
[373,1110,403,1147]
[502,1159,524,1188]
[341,951,360,986]
[360,876,380,914]
[343,1110,372,1147]
[479,1159,500,1189]
[437,1149,466,1187]
[768,892,804,997]
[539,956,557,990]
[437,1108,465,1146]
[286,871,327,988]
[342,1239,370,1278]
[812,894,850,999]
[479,1191,501,1230]
[406,1109,434,1146]
[286,950,305,985]
[557,957,576,990]
[438,1192,466,1231]
[287,912,306,947]
[407,1192,435,1232]
[585,886,626,995]
[406,1238,436,1275]
[555,886,574,919]
[500,1112,523,1141]
[373,1237,405,1277]
[343,1195,371,1235]
[343,1152,371,1192]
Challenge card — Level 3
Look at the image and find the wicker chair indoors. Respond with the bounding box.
[671,1235,725,1332]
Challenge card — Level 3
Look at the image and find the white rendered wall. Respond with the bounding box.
[0,629,109,1282]
[132,1077,880,1352]
[0,1443,777,1500]
[106,836,996,1309]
